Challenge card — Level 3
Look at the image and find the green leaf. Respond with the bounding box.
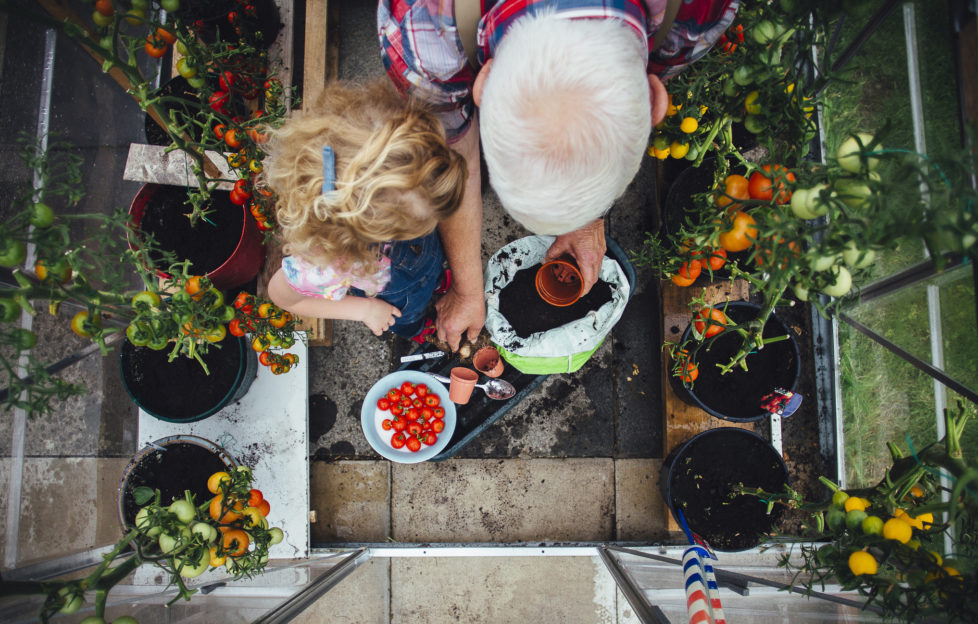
[133,486,155,505]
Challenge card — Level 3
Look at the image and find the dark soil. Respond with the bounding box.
[136,185,243,275]
[682,302,799,421]
[666,428,789,551]
[175,0,282,48]
[120,442,230,527]
[499,264,612,337]
[121,334,243,421]
[144,77,200,146]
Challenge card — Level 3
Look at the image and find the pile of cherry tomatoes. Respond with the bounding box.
[228,292,299,374]
[377,381,446,453]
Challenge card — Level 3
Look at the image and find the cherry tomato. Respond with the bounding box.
[415,384,428,398]
[693,308,728,338]
[422,432,438,446]
[424,394,440,408]
[718,211,758,252]
[406,437,422,453]
[259,351,274,366]
[209,90,230,112]
[233,292,251,309]
[748,165,796,203]
[433,407,445,418]
[218,71,236,91]
[185,275,206,298]
[406,408,420,421]
[228,318,246,337]
[400,381,414,396]
[412,398,423,409]
[392,417,406,431]
[378,398,391,411]
[176,57,197,79]
[229,188,249,206]
[382,419,393,431]
[715,174,750,212]
[399,397,412,408]
[671,259,702,287]
[390,405,404,417]
[256,499,270,517]
[390,432,407,449]
[221,528,249,556]
[247,488,264,507]
[407,422,423,437]
[225,128,242,149]
[95,0,113,16]
[145,36,168,58]
[421,407,434,421]
[387,388,401,402]
[431,419,445,433]
[706,248,727,271]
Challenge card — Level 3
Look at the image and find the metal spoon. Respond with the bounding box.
[429,373,516,400]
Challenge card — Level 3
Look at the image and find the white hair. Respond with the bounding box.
[479,13,652,235]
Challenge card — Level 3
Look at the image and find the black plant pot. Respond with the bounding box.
[117,435,235,530]
[662,427,790,551]
[671,301,800,422]
[120,333,258,423]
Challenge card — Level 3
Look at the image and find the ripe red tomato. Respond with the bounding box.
[406,408,420,421]
[229,187,249,206]
[424,394,440,408]
[422,432,437,446]
[415,384,428,398]
[392,418,406,432]
[258,351,274,366]
[399,397,412,408]
[431,419,445,433]
[390,433,407,449]
[433,407,445,418]
[209,90,229,112]
[382,419,393,431]
[748,165,795,203]
[377,398,391,411]
[247,489,264,507]
[225,128,243,149]
[407,422,423,437]
[390,405,404,417]
[387,388,401,402]
[412,398,423,409]
[406,437,422,452]
[421,407,434,421]
[706,248,727,271]
[228,318,246,337]
[671,259,702,287]
[219,71,236,92]
[693,308,728,338]
[145,37,168,58]
[400,381,414,396]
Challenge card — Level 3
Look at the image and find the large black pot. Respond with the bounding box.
[117,435,236,530]
[671,301,800,422]
[662,427,790,551]
[120,333,258,423]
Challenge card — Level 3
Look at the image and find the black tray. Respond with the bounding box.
[397,343,546,461]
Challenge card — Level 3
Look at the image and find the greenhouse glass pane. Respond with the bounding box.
[844,264,977,396]
[840,322,938,488]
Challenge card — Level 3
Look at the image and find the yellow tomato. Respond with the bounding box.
[848,551,878,576]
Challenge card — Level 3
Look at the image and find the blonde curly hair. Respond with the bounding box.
[262,80,466,278]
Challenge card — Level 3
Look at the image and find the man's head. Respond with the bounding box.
[477,12,652,235]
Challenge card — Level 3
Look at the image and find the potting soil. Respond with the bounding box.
[668,430,789,551]
[137,185,243,275]
[121,442,229,527]
[122,334,242,421]
[498,264,612,337]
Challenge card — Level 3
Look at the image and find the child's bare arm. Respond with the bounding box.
[268,269,401,335]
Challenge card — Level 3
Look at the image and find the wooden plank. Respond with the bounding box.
[302,0,331,103]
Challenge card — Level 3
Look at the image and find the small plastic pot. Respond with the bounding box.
[448,367,478,404]
[472,346,504,378]
[534,256,583,306]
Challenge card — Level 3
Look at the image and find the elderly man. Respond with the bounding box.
[379,0,739,349]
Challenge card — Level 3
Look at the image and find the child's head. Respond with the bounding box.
[262,80,466,272]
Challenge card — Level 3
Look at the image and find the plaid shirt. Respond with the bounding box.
[378,0,738,140]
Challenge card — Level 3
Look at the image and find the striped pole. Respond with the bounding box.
[682,545,726,624]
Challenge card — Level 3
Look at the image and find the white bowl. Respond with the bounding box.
[359,371,457,463]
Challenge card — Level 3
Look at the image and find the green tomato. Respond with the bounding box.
[159,526,192,554]
[135,506,163,537]
[812,253,842,273]
[0,239,27,268]
[58,588,83,614]
[92,10,114,27]
[29,202,55,228]
[845,509,868,530]
[825,507,846,533]
[742,114,765,135]
[836,133,879,173]
[832,490,850,507]
[161,0,181,12]
[268,526,284,545]
[733,65,755,86]
[176,548,209,579]
[130,0,149,9]
[842,241,876,269]
[11,328,37,351]
[791,282,809,302]
[752,20,778,45]
[790,184,830,220]
[131,290,161,309]
[821,266,853,298]
[191,521,218,543]
[187,75,207,89]
[80,617,106,624]
[126,323,150,347]
[0,298,21,323]
[112,617,139,624]
[834,174,878,210]
[861,515,884,536]
[168,499,196,524]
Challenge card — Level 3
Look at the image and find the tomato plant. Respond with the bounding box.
[693,307,728,339]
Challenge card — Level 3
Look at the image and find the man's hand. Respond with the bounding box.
[545,218,607,294]
[434,287,486,352]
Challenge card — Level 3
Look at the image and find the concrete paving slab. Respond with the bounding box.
[311,460,391,543]
[614,459,668,542]
[17,458,98,565]
[292,557,390,624]
[391,556,620,624]
[392,459,614,543]
[96,457,132,547]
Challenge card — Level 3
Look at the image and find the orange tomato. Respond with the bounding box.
[156,27,177,44]
[144,37,168,58]
[256,499,271,517]
[718,211,758,252]
[670,259,702,287]
[221,528,250,557]
[209,545,227,567]
[748,165,796,203]
[715,174,750,212]
[705,247,727,271]
[693,307,728,338]
[247,488,264,507]
[209,493,244,524]
[225,128,242,149]
[185,275,206,299]
[675,350,699,383]
[755,240,800,269]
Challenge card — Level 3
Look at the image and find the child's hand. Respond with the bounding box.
[363,299,402,336]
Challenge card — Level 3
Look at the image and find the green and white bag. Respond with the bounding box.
[485,236,631,375]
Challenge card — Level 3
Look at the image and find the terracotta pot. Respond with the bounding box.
[448,367,478,404]
[128,183,265,291]
[472,346,504,378]
[534,255,583,306]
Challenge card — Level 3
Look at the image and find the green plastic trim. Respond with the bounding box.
[497,339,604,375]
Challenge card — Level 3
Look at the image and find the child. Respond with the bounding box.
[264,80,467,339]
